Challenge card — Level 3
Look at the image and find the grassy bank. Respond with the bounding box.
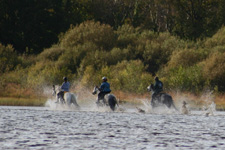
[0,97,47,106]
[1,92,225,111]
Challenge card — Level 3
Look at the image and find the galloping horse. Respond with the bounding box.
[147,84,177,109]
[92,86,118,111]
[53,85,80,108]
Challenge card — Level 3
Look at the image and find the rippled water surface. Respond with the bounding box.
[1,104,225,150]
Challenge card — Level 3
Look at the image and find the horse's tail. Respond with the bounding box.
[172,102,178,111]
[108,94,117,111]
[71,94,79,108]
[169,97,178,112]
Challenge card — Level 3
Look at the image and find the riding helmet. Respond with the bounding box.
[154,76,159,81]
[102,76,107,81]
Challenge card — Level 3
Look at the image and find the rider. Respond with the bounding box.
[152,76,163,100]
[56,77,70,103]
[97,76,111,104]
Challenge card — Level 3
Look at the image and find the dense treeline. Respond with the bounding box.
[1,21,225,99]
[1,0,225,54]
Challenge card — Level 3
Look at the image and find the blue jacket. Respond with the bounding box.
[99,82,111,92]
[154,80,163,93]
[61,81,70,92]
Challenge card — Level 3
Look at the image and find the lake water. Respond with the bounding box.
[1,100,225,150]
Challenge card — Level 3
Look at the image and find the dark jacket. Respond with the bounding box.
[99,81,111,92]
[154,80,163,93]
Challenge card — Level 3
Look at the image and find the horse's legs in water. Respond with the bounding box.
[151,93,159,107]
[97,92,108,105]
[97,92,104,103]
[162,94,178,110]
[57,91,65,103]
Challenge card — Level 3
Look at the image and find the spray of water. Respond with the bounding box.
[42,83,218,116]
[200,90,216,116]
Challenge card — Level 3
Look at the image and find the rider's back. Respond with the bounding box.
[100,82,111,92]
[154,80,163,93]
[61,81,70,92]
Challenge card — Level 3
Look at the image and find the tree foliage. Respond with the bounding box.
[1,0,225,54]
[1,5,225,96]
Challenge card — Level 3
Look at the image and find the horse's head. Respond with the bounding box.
[147,84,154,92]
[52,85,61,95]
[92,86,99,95]
[52,85,56,96]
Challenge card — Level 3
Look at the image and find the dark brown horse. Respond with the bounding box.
[147,84,177,110]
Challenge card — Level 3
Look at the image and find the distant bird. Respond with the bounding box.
[136,107,145,113]
[205,112,210,117]
[182,101,189,115]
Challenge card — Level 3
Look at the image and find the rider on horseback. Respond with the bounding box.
[97,77,111,104]
[152,76,163,101]
[56,77,70,103]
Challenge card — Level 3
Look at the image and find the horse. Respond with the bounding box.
[147,84,177,110]
[52,85,80,108]
[92,86,118,111]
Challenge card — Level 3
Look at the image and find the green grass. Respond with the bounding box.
[0,97,47,106]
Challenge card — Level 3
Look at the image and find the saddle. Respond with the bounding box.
[154,91,164,97]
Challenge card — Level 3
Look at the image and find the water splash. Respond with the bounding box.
[138,98,178,114]
[200,90,216,116]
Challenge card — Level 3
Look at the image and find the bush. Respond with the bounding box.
[166,48,207,70]
[81,60,153,93]
[37,45,65,62]
[116,24,140,48]
[27,61,73,88]
[202,52,225,91]
[204,26,225,48]
[142,32,183,74]
[60,20,116,50]
[165,65,205,93]
[0,43,21,73]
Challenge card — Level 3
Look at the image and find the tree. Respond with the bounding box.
[172,0,220,40]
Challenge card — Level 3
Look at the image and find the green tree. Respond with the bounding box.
[0,43,21,74]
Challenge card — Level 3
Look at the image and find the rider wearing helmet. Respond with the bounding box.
[152,76,163,100]
[57,77,70,103]
[97,77,111,103]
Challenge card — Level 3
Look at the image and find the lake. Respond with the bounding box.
[1,100,225,150]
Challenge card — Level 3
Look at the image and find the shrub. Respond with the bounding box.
[166,48,207,70]
[60,20,116,50]
[204,26,225,48]
[27,61,73,88]
[202,52,225,91]
[142,32,186,74]
[37,45,65,61]
[116,24,139,48]
[0,43,21,73]
[166,65,205,93]
[81,60,153,93]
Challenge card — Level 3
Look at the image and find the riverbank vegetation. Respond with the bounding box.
[1,1,225,108]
